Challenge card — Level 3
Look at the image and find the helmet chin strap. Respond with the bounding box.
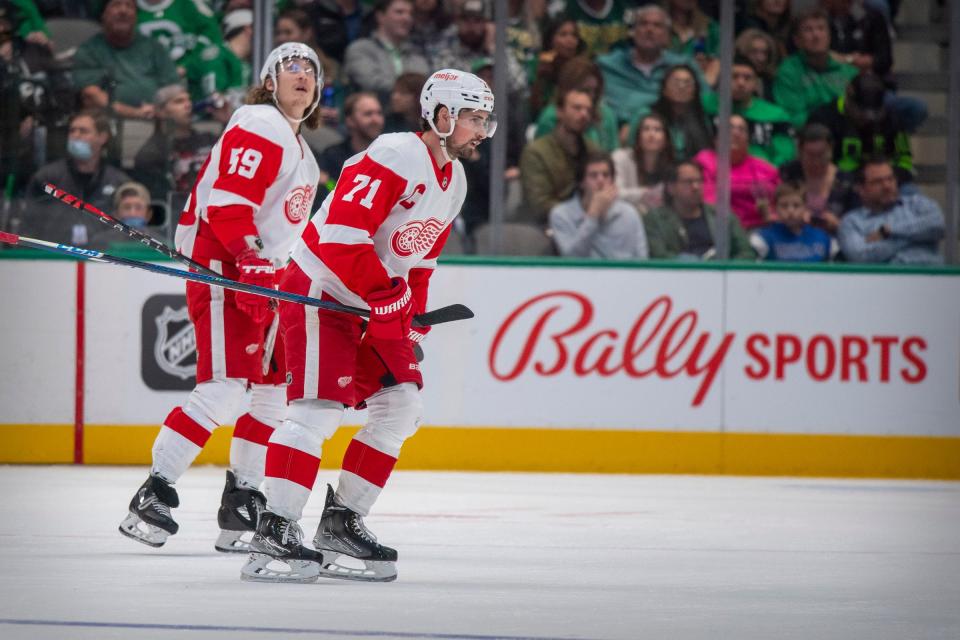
[427,116,456,164]
[269,73,320,126]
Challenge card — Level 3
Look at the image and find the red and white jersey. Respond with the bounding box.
[291,132,465,309]
[175,104,319,265]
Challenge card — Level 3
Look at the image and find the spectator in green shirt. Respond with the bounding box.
[772,7,858,128]
[704,56,795,167]
[73,0,180,120]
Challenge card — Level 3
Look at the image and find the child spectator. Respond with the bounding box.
[611,112,675,214]
[694,114,780,230]
[750,182,836,261]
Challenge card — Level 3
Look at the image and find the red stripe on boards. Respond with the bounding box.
[341,440,396,488]
[74,261,85,464]
[265,443,321,490]
[233,413,275,446]
[164,407,213,448]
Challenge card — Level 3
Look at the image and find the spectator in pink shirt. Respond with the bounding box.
[694,114,780,229]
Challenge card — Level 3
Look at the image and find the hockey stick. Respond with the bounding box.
[43,183,222,278]
[0,231,474,328]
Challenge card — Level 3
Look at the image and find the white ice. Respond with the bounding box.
[0,465,958,640]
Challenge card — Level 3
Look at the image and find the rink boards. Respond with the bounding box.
[1,256,959,478]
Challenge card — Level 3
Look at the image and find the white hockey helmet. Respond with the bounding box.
[420,68,497,138]
[259,42,324,123]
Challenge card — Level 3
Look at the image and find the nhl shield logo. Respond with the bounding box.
[154,306,197,380]
[142,295,197,390]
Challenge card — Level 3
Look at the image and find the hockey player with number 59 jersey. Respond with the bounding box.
[119,43,321,555]
[241,69,497,584]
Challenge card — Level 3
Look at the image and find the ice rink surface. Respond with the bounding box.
[0,465,957,640]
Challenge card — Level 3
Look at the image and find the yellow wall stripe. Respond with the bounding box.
[1,424,958,479]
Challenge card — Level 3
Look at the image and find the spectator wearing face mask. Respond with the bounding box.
[20,109,131,246]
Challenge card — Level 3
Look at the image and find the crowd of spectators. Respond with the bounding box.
[0,0,948,265]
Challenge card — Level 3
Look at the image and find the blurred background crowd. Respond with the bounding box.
[0,0,953,264]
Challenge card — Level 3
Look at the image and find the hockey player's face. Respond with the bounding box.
[273,58,318,116]
[447,109,491,159]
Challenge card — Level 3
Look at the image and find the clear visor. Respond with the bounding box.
[456,111,497,137]
[278,57,317,77]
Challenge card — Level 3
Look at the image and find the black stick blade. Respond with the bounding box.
[412,303,474,327]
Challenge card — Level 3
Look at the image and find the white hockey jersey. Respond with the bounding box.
[291,132,465,309]
[175,104,320,265]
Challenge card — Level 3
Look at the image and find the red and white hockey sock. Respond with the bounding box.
[229,385,285,489]
[263,401,342,520]
[335,383,419,515]
[336,438,398,517]
[151,406,216,483]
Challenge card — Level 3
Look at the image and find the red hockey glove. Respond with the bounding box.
[408,325,430,344]
[235,249,275,324]
[366,278,413,341]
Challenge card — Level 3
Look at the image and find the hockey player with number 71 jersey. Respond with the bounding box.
[241,69,497,583]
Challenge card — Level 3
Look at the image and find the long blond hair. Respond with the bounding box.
[244,84,323,130]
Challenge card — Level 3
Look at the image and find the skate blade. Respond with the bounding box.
[240,553,321,584]
[215,529,255,553]
[118,512,171,548]
[317,551,397,583]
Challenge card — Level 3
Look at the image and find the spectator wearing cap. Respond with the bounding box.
[343,0,429,106]
[597,4,707,141]
[22,109,131,246]
[779,123,859,234]
[563,0,631,57]
[72,0,180,120]
[703,56,795,166]
[132,84,219,205]
[89,181,165,249]
[181,8,252,112]
[694,114,780,230]
[136,0,222,65]
[772,7,858,128]
[549,150,649,259]
[821,0,927,132]
[430,0,529,103]
[838,156,944,265]
[808,73,915,190]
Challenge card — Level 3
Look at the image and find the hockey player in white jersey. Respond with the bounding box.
[240,69,496,583]
[119,43,322,556]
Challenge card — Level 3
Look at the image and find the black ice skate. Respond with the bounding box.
[240,511,324,583]
[215,470,265,553]
[118,475,180,548]
[312,484,398,582]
